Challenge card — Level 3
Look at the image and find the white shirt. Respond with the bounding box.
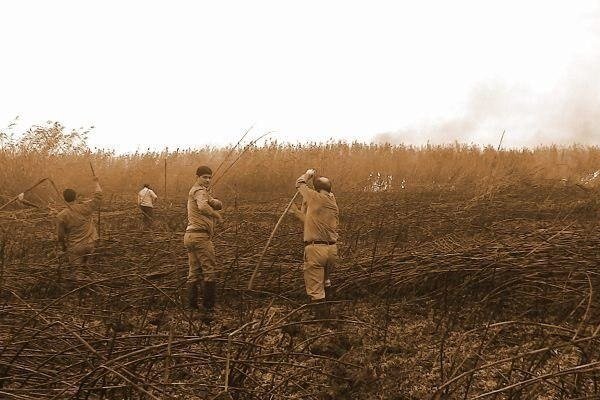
[138,187,158,207]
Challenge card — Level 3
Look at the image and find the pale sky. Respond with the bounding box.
[1,0,599,152]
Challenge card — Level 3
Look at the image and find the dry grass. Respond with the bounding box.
[1,125,600,398]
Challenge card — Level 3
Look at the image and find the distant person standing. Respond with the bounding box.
[184,165,223,322]
[289,168,339,319]
[57,176,103,267]
[138,184,158,229]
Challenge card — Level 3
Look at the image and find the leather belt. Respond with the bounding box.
[186,229,209,234]
[304,240,336,246]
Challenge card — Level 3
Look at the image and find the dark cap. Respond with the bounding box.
[63,188,76,203]
[196,165,213,177]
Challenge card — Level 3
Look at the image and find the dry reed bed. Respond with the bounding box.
[3,137,600,200]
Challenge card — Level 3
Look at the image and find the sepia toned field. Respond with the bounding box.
[2,125,600,399]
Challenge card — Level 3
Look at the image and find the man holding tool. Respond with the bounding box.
[184,165,223,322]
[56,176,103,267]
[289,168,339,319]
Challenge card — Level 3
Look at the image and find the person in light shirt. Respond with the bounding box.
[137,184,158,229]
[289,168,339,320]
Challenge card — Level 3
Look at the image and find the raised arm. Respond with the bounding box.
[89,177,103,211]
[295,169,318,201]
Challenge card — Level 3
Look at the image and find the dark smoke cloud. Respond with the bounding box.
[375,15,600,148]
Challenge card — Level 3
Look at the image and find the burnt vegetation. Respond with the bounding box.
[1,122,600,399]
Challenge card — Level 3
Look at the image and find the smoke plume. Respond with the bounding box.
[375,19,600,148]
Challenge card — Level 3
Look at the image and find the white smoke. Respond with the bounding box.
[375,10,600,148]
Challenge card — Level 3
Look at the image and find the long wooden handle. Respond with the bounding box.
[248,191,300,290]
[0,178,48,211]
[88,162,101,237]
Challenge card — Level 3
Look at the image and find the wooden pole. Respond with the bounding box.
[0,178,48,211]
[248,191,300,290]
[89,162,101,238]
[497,130,506,152]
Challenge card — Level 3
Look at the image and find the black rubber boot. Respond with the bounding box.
[311,299,330,320]
[200,281,216,323]
[325,285,335,301]
[187,282,199,310]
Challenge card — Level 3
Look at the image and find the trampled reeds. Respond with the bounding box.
[1,124,600,398]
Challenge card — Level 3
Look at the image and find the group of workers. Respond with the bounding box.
[56,166,339,322]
